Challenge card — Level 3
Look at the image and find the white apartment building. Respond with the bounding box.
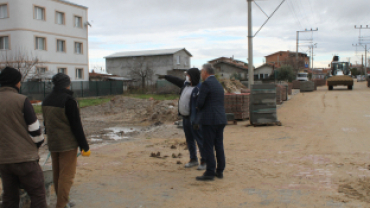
[0,0,89,81]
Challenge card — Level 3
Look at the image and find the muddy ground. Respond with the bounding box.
[4,82,370,207]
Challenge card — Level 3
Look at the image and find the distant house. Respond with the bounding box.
[265,51,310,70]
[104,48,192,85]
[208,57,248,80]
[254,63,274,80]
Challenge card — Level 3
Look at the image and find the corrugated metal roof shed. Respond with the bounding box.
[104,48,192,59]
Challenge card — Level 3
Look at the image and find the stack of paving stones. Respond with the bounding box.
[300,81,315,92]
[224,93,250,120]
[275,85,283,105]
[313,79,326,87]
[288,83,293,95]
[292,80,301,89]
[280,85,288,101]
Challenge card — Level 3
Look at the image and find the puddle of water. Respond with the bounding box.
[90,127,142,142]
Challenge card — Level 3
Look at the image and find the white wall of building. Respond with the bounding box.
[0,0,89,81]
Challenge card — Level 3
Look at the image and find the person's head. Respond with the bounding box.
[0,67,22,89]
[185,68,200,86]
[52,73,71,89]
[201,64,215,81]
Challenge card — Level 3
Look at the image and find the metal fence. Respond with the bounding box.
[19,81,128,100]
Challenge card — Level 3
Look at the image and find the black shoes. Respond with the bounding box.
[196,175,215,181]
[215,172,223,179]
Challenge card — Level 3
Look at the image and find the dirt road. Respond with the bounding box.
[53,81,370,207]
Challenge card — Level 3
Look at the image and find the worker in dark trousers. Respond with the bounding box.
[0,67,47,208]
[195,64,227,181]
[42,73,90,208]
[157,68,206,170]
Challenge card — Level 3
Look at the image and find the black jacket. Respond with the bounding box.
[196,76,227,126]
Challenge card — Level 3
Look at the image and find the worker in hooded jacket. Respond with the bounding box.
[42,73,90,208]
[157,68,206,170]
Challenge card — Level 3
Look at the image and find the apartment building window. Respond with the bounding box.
[37,67,47,74]
[76,68,83,79]
[34,6,45,20]
[176,56,180,65]
[57,39,66,52]
[74,42,82,54]
[0,36,9,50]
[35,37,46,50]
[58,68,66,74]
[56,11,65,25]
[0,4,8,19]
[74,16,82,28]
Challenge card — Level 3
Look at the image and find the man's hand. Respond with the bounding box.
[156,74,166,79]
[81,149,91,157]
[193,124,200,130]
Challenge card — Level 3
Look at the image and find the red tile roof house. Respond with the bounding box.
[208,57,249,80]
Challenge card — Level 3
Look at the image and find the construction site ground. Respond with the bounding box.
[3,81,370,207]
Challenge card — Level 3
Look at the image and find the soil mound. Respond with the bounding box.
[338,177,370,203]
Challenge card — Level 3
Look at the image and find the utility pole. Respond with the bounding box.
[354,25,370,75]
[246,0,286,89]
[247,0,254,89]
[309,43,317,72]
[296,28,318,69]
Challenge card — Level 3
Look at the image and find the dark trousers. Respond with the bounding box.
[0,161,47,208]
[202,125,226,176]
[183,118,206,163]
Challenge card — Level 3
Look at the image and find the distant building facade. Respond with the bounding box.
[0,0,89,81]
[254,63,274,80]
[105,48,192,84]
[265,51,310,70]
[209,57,248,80]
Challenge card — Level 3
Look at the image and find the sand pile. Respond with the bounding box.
[220,78,247,94]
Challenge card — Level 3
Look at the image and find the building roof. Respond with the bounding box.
[213,60,248,71]
[255,63,274,70]
[58,0,88,8]
[104,48,192,59]
[265,51,308,57]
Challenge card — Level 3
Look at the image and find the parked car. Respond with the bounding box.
[297,72,309,81]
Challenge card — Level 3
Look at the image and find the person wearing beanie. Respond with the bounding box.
[157,68,206,170]
[42,73,90,208]
[0,67,47,208]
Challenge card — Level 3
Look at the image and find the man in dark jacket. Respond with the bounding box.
[195,64,227,181]
[157,68,206,170]
[0,67,47,208]
[42,73,90,208]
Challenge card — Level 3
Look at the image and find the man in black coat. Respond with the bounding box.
[195,64,227,181]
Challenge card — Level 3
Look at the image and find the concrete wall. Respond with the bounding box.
[173,50,191,69]
[214,63,247,79]
[0,0,89,81]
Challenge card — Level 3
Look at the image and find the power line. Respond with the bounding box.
[287,0,303,29]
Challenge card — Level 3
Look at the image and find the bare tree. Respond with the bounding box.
[127,56,155,90]
[0,50,44,81]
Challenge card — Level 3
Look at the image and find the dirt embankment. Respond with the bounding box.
[79,96,181,142]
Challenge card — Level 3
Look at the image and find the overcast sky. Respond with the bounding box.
[72,0,370,71]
